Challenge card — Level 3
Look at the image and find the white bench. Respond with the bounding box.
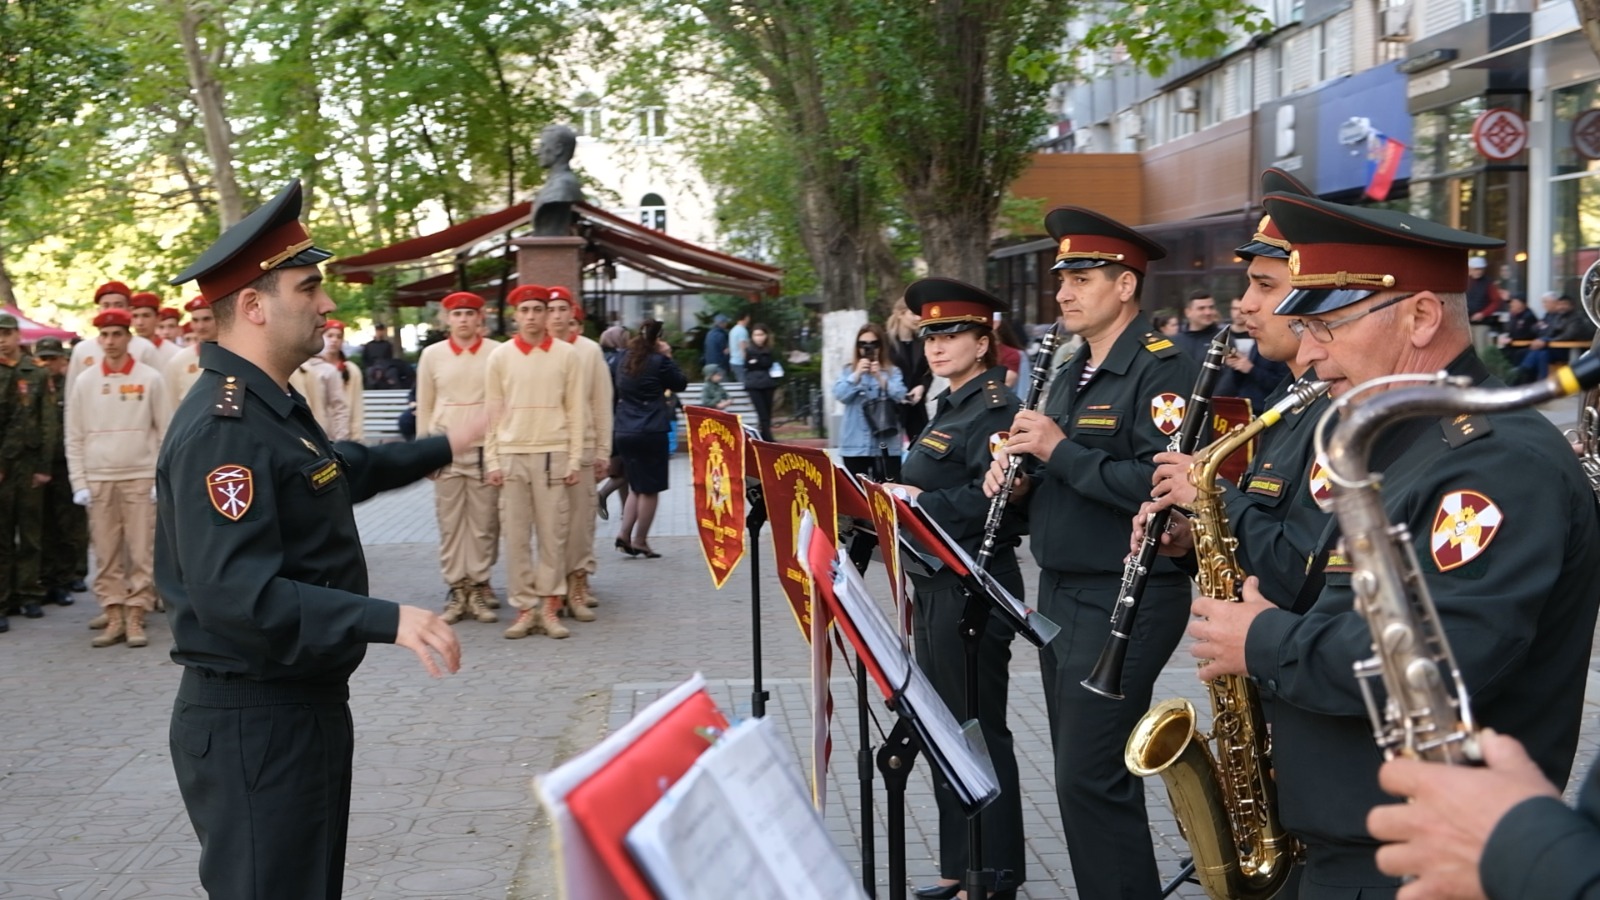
[363,389,412,442]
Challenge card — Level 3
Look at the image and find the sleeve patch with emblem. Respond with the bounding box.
[1308,457,1334,510]
[989,432,1009,460]
[1430,490,1502,572]
[207,465,254,521]
[1150,392,1186,435]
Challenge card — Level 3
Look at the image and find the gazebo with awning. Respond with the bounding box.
[2,304,79,345]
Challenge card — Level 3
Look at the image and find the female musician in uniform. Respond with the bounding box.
[887,277,1026,900]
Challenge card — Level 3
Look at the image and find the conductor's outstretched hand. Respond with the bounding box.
[395,605,462,677]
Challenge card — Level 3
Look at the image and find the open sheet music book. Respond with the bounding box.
[625,717,867,900]
[799,514,1001,814]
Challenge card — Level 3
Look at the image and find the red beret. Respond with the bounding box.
[324,318,346,331]
[548,285,575,302]
[93,309,133,329]
[129,292,161,309]
[507,285,551,305]
[181,322,193,334]
[94,281,132,301]
[184,295,211,312]
[442,291,485,311]
[158,306,181,320]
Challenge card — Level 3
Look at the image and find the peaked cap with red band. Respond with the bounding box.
[442,291,485,311]
[170,179,333,302]
[1045,206,1166,275]
[129,292,161,309]
[507,284,551,305]
[1237,168,1314,262]
[93,309,132,329]
[94,281,132,302]
[1268,192,1504,317]
[904,277,1007,337]
[184,295,211,312]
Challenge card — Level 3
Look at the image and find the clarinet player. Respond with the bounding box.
[881,279,1024,899]
[984,209,1199,899]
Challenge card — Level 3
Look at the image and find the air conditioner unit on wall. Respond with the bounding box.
[1175,87,1200,112]
[1121,112,1144,139]
[1381,2,1411,40]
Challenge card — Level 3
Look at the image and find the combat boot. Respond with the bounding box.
[465,586,497,623]
[566,573,596,622]
[440,581,468,625]
[503,607,541,639]
[125,607,148,648]
[87,611,108,630]
[541,597,570,639]
[91,605,126,648]
[469,582,500,620]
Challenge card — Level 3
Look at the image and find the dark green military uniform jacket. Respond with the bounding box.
[0,357,49,480]
[1023,323,1200,576]
[1482,757,1600,898]
[1217,372,1332,611]
[1244,350,1600,883]
[901,365,1022,560]
[154,343,451,685]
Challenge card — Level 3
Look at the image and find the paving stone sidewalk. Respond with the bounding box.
[2,434,1597,898]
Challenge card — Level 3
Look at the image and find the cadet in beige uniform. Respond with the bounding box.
[163,295,217,403]
[129,292,181,370]
[301,352,350,440]
[67,308,172,648]
[417,291,500,624]
[68,282,160,386]
[323,319,365,442]
[485,284,587,640]
[549,286,611,617]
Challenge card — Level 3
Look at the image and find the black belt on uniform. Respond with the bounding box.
[178,667,349,707]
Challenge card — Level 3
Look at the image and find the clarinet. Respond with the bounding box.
[1082,329,1231,699]
[975,324,1061,573]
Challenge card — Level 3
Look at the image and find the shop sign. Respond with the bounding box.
[1574,109,1600,161]
[1471,108,1528,160]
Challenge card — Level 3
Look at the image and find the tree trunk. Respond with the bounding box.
[177,1,243,227]
[1578,0,1600,65]
[0,239,16,307]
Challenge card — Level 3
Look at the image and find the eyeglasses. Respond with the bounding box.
[1287,293,1412,343]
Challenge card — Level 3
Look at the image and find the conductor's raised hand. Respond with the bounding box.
[394,605,462,678]
[1004,409,1065,463]
[1149,450,1199,508]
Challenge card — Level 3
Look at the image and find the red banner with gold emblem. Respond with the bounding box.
[859,478,909,640]
[684,405,746,589]
[1210,396,1256,485]
[749,441,838,640]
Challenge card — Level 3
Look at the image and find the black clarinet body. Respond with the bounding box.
[975,325,1062,573]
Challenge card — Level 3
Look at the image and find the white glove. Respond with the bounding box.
[73,489,91,507]
[151,485,158,503]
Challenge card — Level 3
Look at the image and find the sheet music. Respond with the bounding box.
[626,718,866,900]
[824,538,1000,810]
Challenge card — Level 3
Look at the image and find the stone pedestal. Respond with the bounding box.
[512,236,585,296]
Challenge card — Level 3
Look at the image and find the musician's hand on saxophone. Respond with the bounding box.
[1186,576,1273,681]
[1368,729,1558,900]
[1002,408,1066,462]
[1129,500,1194,556]
[1149,450,1200,508]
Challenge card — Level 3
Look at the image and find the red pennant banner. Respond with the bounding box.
[1210,396,1256,486]
[749,441,838,640]
[684,406,747,588]
[859,478,909,641]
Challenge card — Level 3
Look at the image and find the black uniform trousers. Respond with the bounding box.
[1037,569,1190,900]
[910,557,1026,889]
[39,458,88,588]
[0,470,46,612]
[170,670,354,900]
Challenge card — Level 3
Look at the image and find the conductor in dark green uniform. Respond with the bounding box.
[1188,193,1600,899]
[887,278,1024,899]
[156,180,469,899]
[987,208,1200,899]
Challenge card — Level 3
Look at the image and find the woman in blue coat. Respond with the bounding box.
[831,322,907,480]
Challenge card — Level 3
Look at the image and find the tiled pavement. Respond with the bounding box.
[3,398,1598,899]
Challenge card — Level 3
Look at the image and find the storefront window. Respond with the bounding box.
[1550,81,1600,293]
[1409,94,1526,272]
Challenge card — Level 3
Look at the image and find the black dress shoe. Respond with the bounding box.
[911,883,960,899]
[50,588,74,607]
[70,579,88,593]
[633,545,662,559]
[20,602,44,619]
[614,538,640,557]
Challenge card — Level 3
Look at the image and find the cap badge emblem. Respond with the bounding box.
[1288,250,1301,276]
[1058,237,1071,256]
[929,304,942,319]
[1257,215,1271,234]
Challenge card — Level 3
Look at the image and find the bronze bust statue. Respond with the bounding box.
[531,124,584,236]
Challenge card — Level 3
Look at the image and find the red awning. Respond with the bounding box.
[328,199,781,299]
[3,305,78,344]
[332,202,533,284]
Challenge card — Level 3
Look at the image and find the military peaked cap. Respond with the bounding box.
[905,277,1006,337]
[170,180,333,302]
[1237,167,1313,262]
[1045,206,1166,275]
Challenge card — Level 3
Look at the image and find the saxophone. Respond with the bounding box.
[1323,354,1600,762]
[1125,377,1327,900]
[1564,259,1600,496]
